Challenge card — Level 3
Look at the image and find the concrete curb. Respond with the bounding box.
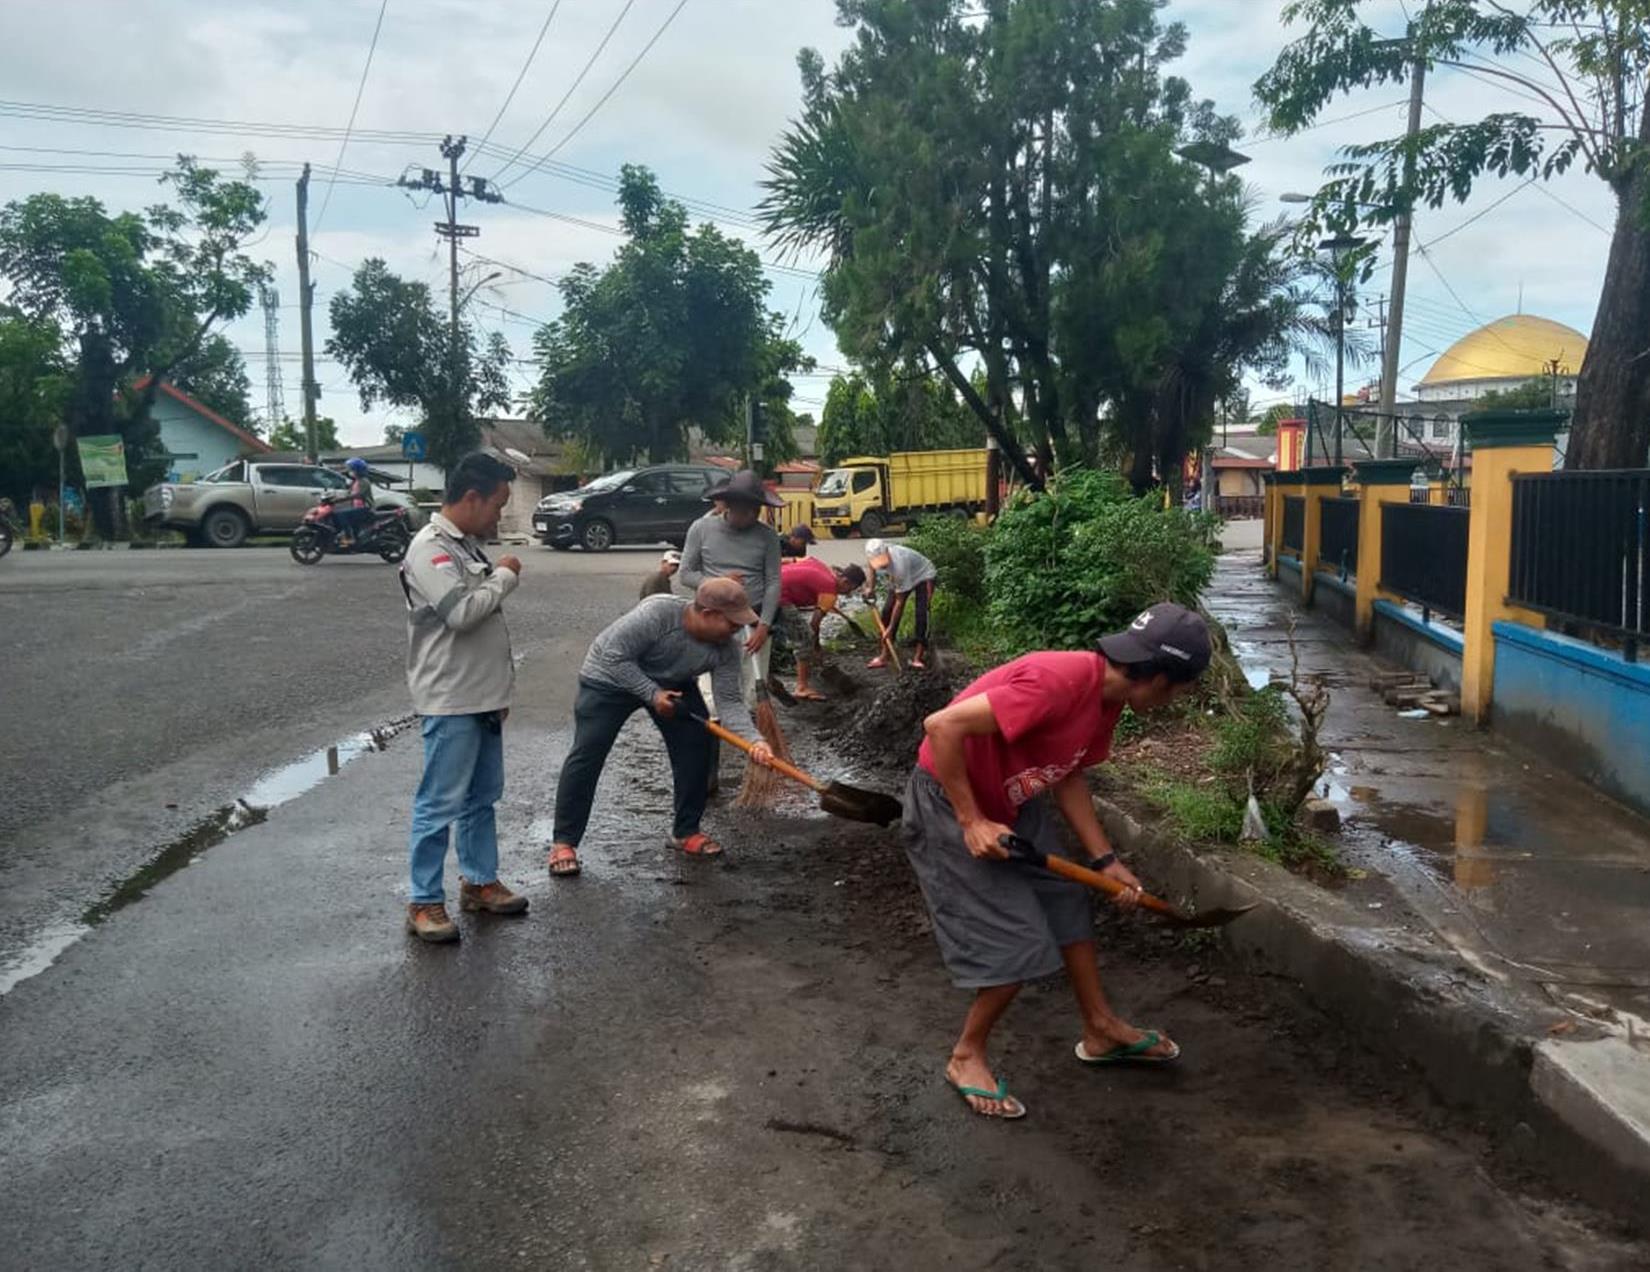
[1093,794,1650,1227]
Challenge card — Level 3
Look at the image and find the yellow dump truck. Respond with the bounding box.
[811,449,987,538]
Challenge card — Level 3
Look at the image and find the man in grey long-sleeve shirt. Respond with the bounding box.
[547,579,775,875]
[677,470,784,713]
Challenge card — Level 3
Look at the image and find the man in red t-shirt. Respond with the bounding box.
[904,602,1212,1119]
[776,558,864,700]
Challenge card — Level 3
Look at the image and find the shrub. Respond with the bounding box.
[983,468,1218,653]
[906,515,989,604]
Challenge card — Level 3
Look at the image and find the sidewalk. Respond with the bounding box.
[1200,546,1650,1194]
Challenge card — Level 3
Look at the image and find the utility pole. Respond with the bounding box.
[1377,43,1427,458]
[295,164,320,462]
[399,136,503,431]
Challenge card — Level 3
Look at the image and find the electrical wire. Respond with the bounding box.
[461,1,565,175]
[487,0,642,186]
[502,0,694,184]
[312,0,390,235]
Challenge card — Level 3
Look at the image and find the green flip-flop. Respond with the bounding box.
[950,1077,1028,1120]
[1075,1030,1181,1065]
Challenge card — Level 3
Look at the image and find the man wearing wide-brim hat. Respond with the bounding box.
[678,470,785,726]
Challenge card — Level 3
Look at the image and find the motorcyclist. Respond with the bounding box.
[335,458,375,547]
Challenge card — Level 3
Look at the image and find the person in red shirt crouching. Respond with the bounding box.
[906,602,1212,1120]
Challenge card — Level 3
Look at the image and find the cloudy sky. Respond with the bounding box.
[0,0,1617,446]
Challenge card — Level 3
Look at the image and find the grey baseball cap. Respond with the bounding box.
[1097,602,1212,677]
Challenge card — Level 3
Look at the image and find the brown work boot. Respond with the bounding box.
[459,879,529,915]
[406,902,459,943]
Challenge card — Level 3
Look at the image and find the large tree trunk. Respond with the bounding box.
[1566,102,1650,471]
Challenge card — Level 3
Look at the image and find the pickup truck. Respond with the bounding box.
[142,460,423,548]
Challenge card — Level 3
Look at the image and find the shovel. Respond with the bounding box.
[688,711,904,827]
[868,606,903,670]
[1001,835,1256,929]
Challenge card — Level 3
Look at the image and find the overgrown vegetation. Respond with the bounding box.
[908,469,1219,661]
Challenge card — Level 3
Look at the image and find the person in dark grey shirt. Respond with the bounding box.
[547,579,775,876]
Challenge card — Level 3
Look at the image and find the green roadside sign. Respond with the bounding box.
[77,435,129,489]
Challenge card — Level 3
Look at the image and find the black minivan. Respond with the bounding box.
[533,464,729,551]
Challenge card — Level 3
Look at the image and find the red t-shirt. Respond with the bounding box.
[917,651,1124,825]
[779,557,837,609]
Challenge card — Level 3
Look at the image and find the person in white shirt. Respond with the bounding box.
[863,538,939,670]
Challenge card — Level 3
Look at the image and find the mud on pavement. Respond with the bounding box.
[714,660,1648,1269]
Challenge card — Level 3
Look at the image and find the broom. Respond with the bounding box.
[736,648,795,808]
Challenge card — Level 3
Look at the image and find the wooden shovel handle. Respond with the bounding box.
[696,713,826,794]
[1001,835,1181,919]
[870,607,903,669]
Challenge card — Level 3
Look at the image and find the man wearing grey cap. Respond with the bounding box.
[547,578,776,876]
[903,602,1212,1120]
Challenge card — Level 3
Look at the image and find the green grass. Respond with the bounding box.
[1133,770,1343,876]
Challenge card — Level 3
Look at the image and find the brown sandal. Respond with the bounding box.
[548,844,581,877]
[669,832,723,857]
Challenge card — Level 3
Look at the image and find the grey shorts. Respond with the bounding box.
[900,767,1094,988]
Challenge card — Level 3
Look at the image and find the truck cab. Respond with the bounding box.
[813,458,892,538]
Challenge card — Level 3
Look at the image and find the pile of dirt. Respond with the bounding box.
[824,661,968,774]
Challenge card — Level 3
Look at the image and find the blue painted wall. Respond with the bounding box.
[1493,620,1650,817]
[154,396,251,483]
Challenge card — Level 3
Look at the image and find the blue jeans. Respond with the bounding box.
[408,713,505,904]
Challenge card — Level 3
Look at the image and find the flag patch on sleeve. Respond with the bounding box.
[430,553,454,568]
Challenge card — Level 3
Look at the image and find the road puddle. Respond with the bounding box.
[0,717,414,996]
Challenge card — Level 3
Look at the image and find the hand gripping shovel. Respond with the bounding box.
[1001,835,1256,929]
[688,711,904,827]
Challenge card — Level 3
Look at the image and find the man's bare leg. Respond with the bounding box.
[946,982,1026,1116]
[1061,941,1177,1057]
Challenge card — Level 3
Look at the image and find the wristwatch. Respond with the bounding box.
[1091,851,1118,871]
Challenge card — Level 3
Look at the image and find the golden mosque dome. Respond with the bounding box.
[1419,314,1589,387]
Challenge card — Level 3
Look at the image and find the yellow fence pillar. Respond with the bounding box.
[1297,466,1347,605]
[1460,410,1564,725]
[1269,474,1299,580]
[1350,459,1419,641]
[1261,473,1278,575]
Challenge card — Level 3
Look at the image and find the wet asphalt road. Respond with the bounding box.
[2,541,1644,1269]
[0,544,658,985]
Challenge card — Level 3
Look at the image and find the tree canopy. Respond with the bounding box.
[0,158,269,521]
[327,259,514,472]
[816,370,982,464]
[529,166,808,467]
[762,0,1335,491]
[1256,0,1650,468]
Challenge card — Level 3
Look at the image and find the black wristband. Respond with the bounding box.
[1091,851,1118,871]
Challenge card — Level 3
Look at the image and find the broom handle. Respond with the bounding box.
[1000,835,1181,919]
[697,714,826,794]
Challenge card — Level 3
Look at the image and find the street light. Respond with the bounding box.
[1319,234,1367,469]
[1176,140,1251,192]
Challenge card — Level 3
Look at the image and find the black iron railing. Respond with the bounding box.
[1510,470,1649,656]
[1282,496,1305,554]
[1319,497,1360,578]
[1381,502,1470,620]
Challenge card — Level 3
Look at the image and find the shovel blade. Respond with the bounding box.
[1160,902,1258,929]
[819,781,904,827]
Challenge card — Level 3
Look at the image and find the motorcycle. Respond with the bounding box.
[289,496,411,566]
[0,498,22,560]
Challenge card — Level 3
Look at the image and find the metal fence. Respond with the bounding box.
[1281,496,1305,554]
[1319,498,1360,578]
[1381,502,1471,619]
[1509,470,1649,654]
